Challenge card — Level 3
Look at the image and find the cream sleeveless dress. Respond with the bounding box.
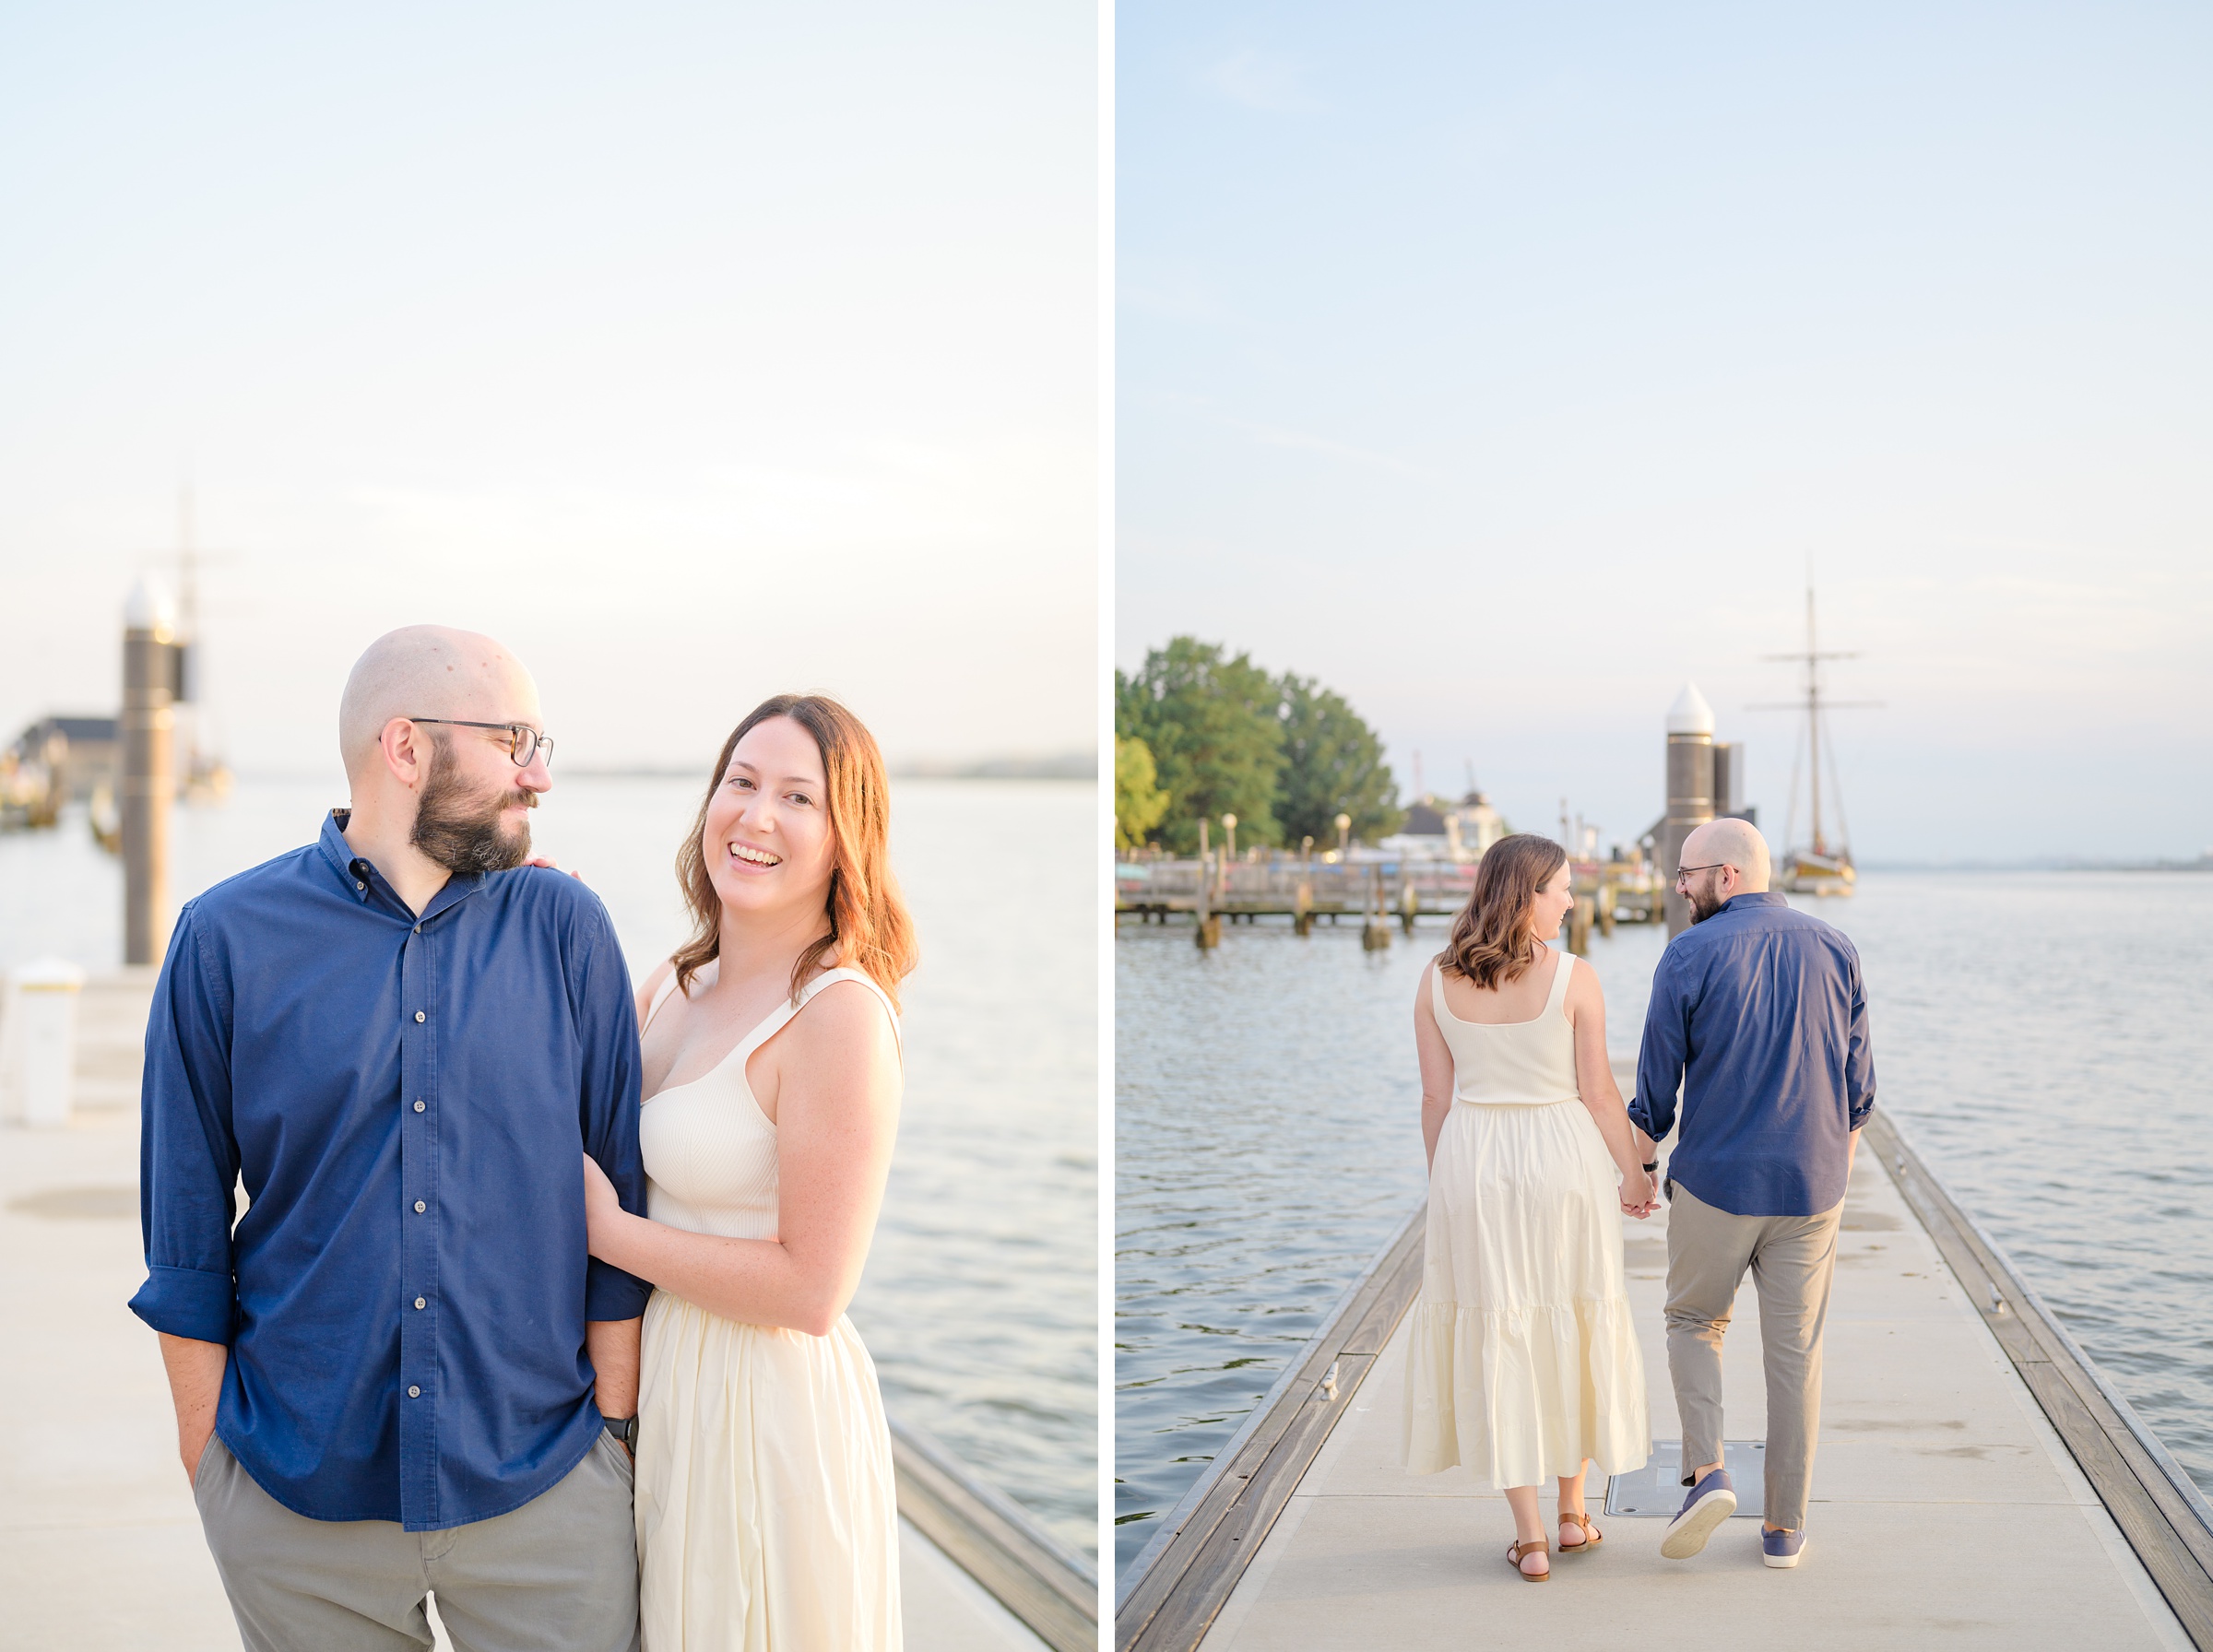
[1402,946,1650,1487]
[634,966,902,1652]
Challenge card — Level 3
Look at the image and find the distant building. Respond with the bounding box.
[11,715,119,802]
[1379,789,1512,862]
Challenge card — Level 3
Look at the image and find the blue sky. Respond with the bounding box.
[0,2,1095,777]
[1117,2,2213,860]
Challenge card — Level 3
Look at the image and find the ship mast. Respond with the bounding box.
[1805,587,1824,856]
[1756,584,1874,864]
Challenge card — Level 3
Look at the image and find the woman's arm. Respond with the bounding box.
[582,983,902,1337]
[1414,962,1456,1171]
[1566,964,1657,1216]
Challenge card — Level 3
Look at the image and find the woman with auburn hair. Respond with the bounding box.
[1402,832,1655,1582]
[580,693,917,1650]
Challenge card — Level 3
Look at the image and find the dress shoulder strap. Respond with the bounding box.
[641,964,685,1033]
[1543,946,1576,1018]
[799,966,904,1056]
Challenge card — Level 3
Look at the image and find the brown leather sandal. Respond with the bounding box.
[1506,1539,1550,1581]
[1557,1512,1603,1553]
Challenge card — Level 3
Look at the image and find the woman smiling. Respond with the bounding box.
[581,693,917,1650]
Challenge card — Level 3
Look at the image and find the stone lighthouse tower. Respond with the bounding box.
[1660,682,1715,937]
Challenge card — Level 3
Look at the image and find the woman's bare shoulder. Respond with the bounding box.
[787,975,900,1052]
[1563,951,1607,1011]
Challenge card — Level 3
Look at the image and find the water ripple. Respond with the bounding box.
[1114,873,2213,1575]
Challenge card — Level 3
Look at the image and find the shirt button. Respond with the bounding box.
[414,1011,426,1023]
[414,1100,426,1113]
[414,1200,427,1213]
[414,1297,427,1310]
[408,1386,421,1398]
[356,881,366,891]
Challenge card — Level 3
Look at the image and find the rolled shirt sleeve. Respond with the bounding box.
[127,905,243,1345]
[1629,948,1689,1142]
[1844,941,1876,1130]
[574,908,653,1323]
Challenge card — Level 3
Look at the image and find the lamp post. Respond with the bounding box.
[1222,813,1237,862]
[1334,812,1351,858]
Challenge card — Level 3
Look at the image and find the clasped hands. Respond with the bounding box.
[1618,1167,1661,1220]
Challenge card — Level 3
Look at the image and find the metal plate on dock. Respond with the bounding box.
[1604,1441,1765,1518]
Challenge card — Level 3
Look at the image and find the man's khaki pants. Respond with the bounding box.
[1664,1182,1844,1534]
[194,1433,640,1652]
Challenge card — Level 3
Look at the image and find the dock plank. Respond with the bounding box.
[1140,1135,2197,1652]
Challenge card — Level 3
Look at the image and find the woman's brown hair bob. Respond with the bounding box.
[1438,832,1568,991]
[669,693,919,1009]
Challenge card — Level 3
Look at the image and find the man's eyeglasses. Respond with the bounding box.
[408,718,555,769]
[1674,862,1727,885]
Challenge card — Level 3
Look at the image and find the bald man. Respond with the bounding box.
[130,627,650,1652]
[1627,817,1876,1573]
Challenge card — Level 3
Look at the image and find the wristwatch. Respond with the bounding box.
[604,1415,638,1453]
[1641,1162,1659,1174]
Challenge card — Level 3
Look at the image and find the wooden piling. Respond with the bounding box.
[1361,866,1391,951]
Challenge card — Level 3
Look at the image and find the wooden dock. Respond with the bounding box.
[1115,858,1665,949]
[1117,1077,2211,1651]
[0,973,1093,1651]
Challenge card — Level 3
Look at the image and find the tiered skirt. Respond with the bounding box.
[1402,1099,1651,1487]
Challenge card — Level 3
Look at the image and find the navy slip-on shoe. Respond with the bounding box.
[1660,1468,1737,1559]
[1762,1528,1807,1568]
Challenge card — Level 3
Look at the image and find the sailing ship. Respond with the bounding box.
[1760,586,1875,897]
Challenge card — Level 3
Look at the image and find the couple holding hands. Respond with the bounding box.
[1404,821,1875,1579]
[131,626,913,1651]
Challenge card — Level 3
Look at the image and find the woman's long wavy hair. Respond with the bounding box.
[1438,832,1568,991]
[670,694,918,1009]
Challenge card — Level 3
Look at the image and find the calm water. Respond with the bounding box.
[1,775,1097,1556]
[1114,873,2213,1575]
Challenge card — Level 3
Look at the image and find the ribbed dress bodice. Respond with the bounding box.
[1429,945,1581,1106]
[638,965,901,1239]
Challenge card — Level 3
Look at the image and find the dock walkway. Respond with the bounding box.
[0,974,1067,1651]
[1131,1139,2200,1651]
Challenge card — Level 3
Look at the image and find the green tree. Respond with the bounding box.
[1114,735,1170,852]
[1115,638,1285,854]
[1274,673,1404,847]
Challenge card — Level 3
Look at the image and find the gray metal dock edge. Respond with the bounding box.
[1116,1201,1427,1651]
[1864,1110,2213,1650]
[890,1416,1099,1651]
[1114,1113,2213,1652]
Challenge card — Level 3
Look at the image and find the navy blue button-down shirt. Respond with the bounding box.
[128,810,651,1530]
[1628,891,1876,1217]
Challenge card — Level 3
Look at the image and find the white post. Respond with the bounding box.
[6,960,87,1127]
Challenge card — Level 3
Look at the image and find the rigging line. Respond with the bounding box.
[1823,709,1853,853]
[1783,716,1805,859]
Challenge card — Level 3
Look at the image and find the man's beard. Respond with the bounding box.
[1686,881,1727,924]
[411,743,535,875]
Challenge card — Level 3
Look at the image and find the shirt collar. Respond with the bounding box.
[317,808,485,921]
[1721,891,1788,914]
